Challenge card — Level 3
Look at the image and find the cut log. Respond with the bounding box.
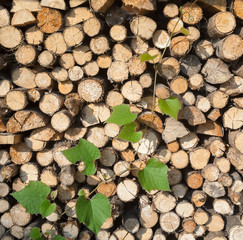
[25,137,46,152]
[170,36,190,58]
[202,164,220,181]
[25,26,44,45]
[203,180,225,198]
[110,25,127,42]
[59,53,75,70]
[11,9,36,27]
[90,35,109,55]
[0,26,23,50]
[213,198,233,215]
[110,227,134,240]
[153,192,176,213]
[208,90,229,109]
[19,162,39,183]
[83,17,101,37]
[167,17,184,34]
[208,109,221,122]
[122,0,156,14]
[37,8,62,34]
[10,204,31,227]
[206,214,225,232]
[36,149,53,167]
[26,89,44,103]
[10,142,32,165]
[207,12,236,38]
[197,120,224,137]
[170,76,188,95]
[189,147,210,170]
[53,141,72,168]
[188,74,204,90]
[61,221,79,239]
[220,76,243,96]
[181,2,203,25]
[68,66,84,81]
[195,40,214,60]
[182,218,196,233]
[0,77,12,98]
[106,90,124,107]
[171,183,188,199]
[0,164,19,180]
[227,147,243,171]
[59,166,75,186]
[83,61,99,77]
[51,67,68,82]
[158,57,180,80]
[180,54,201,77]
[182,91,196,106]
[205,137,225,157]
[130,16,157,40]
[104,123,120,138]
[194,209,209,225]
[107,61,129,82]
[159,212,180,233]
[130,37,149,55]
[117,179,139,202]
[0,6,10,27]
[64,93,82,116]
[86,126,108,148]
[191,190,207,207]
[45,33,67,55]
[78,78,104,102]
[155,84,170,100]
[5,90,28,111]
[214,157,231,173]
[186,171,204,189]
[228,130,243,154]
[121,81,143,102]
[179,133,199,150]
[128,56,146,76]
[139,73,152,89]
[112,138,129,151]
[231,0,243,20]
[97,54,112,69]
[51,109,72,132]
[40,0,66,10]
[163,3,179,18]
[38,51,56,68]
[175,200,194,218]
[58,80,73,95]
[90,0,114,13]
[0,212,13,229]
[187,26,200,42]
[171,150,189,169]
[223,107,243,130]
[152,30,170,49]
[64,127,87,141]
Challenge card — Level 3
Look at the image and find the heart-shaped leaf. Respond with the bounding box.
[140,53,158,63]
[158,97,181,120]
[40,200,56,218]
[118,122,142,143]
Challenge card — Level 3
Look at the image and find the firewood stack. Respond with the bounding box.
[0,0,243,239]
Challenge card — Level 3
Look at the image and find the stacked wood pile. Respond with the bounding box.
[0,0,243,239]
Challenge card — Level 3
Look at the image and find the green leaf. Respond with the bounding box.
[40,200,56,218]
[138,158,170,191]
[11,181,50,215]
[30,227,43,240]
[106,104,137,126]
[53,236,66,240]
[180,27,190,36]
[118,122,142,143]
[158,97,181,120]
[140,53,158,63]
[76,193,111,235]
[62,139,100,175]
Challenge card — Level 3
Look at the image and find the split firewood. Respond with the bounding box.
[11,9,36,27]
[122,0,156,14]
[170,36,190,58]
[0,5,10,27]
[45,33,67,55]
[40,0,66,10]
[231,0,243,20]
[130,37,149,55]
[223,107,243,130]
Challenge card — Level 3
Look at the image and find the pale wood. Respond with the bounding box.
[37,8,62,34]
[107,61,129,82]
[59,166,75,186]
[0,164,19,180]
[0,26,23,50]
[139,73,152,88]
[51,67,68,82]
[41,222,58,239]
[187,26,200,42]
[70,0,88,8]
[167,17,184,34]
[182,219,196,233]
[97,182,116,198]
[0,183,9,198]
[207,12,236,38]
[197,120,223,137]
[97,54,112,68]
[139,203,158,228]
[12,178,26,192]
[90,0,114,13]
[180,54,201,77]
[171,150,189,169]
[40,0,66,10]
[110,25,127,42]
[0,150,10,165]
[25,26,44,45]
[208,109,221,122]
[63,25,84,47]
[64,127,87,141]
[110,227,134,240]
[62,221,79,239]
[182,91,196,106]
[68,66,84,81]
[96,230,110,239]
[9,142,32,165]
[11,67,36,89]
[130,16,156,40]
[83,17,101,37]
[57,184,76,203]
[26,88,44,103]
[112,43,132,62]
[38,50,56,68]
[229,130,243,154]
[112,138,129,151]
[233,97,243,108]
[178,233,195,240]
[170,36,190,58]
[227,147,243,171]
[19,162,39,183]
[170,75,188,95]
[189,147,210,170]
[223,107,243,130]
[135,228,153,240]
[90,35,109,55]
[53,141,72,168]
[104,123,120,138]
[45,33,67,55]
[205,137,225,157]
[203,180,225,198]
[163,3,179,18]
[152,30,170,49]
[58,80,73,95]
[36,149,54,167]
[51,109,72,132]
[46,205,61,222]
[106,90,124,107]
[213,199,233,215]
[65,7,94,26]
[87,126,108,148]
[195,96,211,113]
[11,0,41,12]
[159,212,180,233]
[155,84,170,100]
[84,61,99,76]
[172,183,188,199]
[189,74,204,90]
[121,80,143,102]
[197,0,227,12]
[182,2,203,25]
[231,0,243,20]
[179,133,199,150]
[208,90,229,109]
[175,200,194,218]
[158,57,180,80]
[0,6,10,27]
[5,90,28,111]
[59,53,75,70]
[162,117,189,143]
[10,204,31,227]
[220,75,243,96]
[10,225,23,239]
[214,34,243,62]
[191,190,207,207]
[25,137,46,152]
[206,214,224,232]
[202,164,220,182]
[186,171,203,190]
[153,192,176,213]
[78,78,104,102]
[64,93,82,116]
[122,0,156,14]
[113,161,130,177]
[229,225,243,240]
[0,213,13,229]
[117,179,139,202]
[130,37,149,55]
[195,40,214,60]
[121,149,135,163]
[0,78,12,98]
[87,175,100,186]
[39,92,64,116]
[11,9,36,27]
[214,157,230,173]
[194,209,209,225]
[178,106,206,126]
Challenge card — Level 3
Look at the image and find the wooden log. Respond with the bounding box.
[182,91,196,106]
[206,214,225,232]
[9,142,32,165]
[214,34,243,62]
[86,126,108,148]
[208,109,221,122]
[155,84,170,100]
[191,190,207,207]
[130,37,149,55]
[68,66,84,82]
[171,150,189,169]
[181,2,203,25]
[25,26,44,45]
[159,211,180,233]
[220,75,243,96]
[223,107,243,130]
[0,149,10,166]
[64,93,82,116]
[175,200,194,218]
[207,12,236,38]
[180,54,201,77]
[45,33,67,55]
[128,56,146,76]
[208,90,229,109]
[186,171,203,189]
[0,77,12,98]
[11,9,36,27]
[195,40,214,60]
[51,67,68,82]
[38,50,56,68]
[171,183,188,199]
[57,183,76,203]
[170,36,190,58]
[170,75,188,95]
[110,227,134,240]
[158,57,180,80]
[41,222,58,239]
[90,0,114,13]
[16,44,37,65]
[167,17,184,34]
[188,74,204,90]
[19,162,39,183]
[10,225,24,239]
[25,137,46,152]
[153,191,176,213]
[110,25,127,42]
[179,133,199,150]
[40,0,66,10]
[231,0,243,20]
[0,212,13,229]
[0,26,23,50]
[104,123,120,138]
[90,35,109,55]
[59,166,75,186]
[228,130,243,154]
[121,80,143,102]
[122,211,140,234]
[64,127,87,141]
[227,147,243,171]
[163,3,179,18]
[36,149,53,167]
[112,138,129,151]
[106,90,124,107]
[78,78,104,102]
[26,88,44,103]
[53,141,72,168]
[0,5,10,27]
[12,178,26,192]
[202,163,220,182]
[152,30,170,49]
[83,17,101,37]
[51,109,72,132]
[0,164,19,180]
[193,208,209,225]
[5,90,28,111]
[59,53,75,70]
[213,198,234,215]
[84,61,99,77]
[203,180,225,198]
[12,67,36,89]
[97,54,112,69]
[187,26,200,42]
[182,218,196,233]
[10,204,31,227]
[0,183,9,198]
[205,137,225,157]
[139,73,152,89]
[214,157,230,173]
[117,179,139,202]
[107,61,129,83]
[189,147,210,170]
[130,16,156,40]
[135,228,153,240]
[196,120,223,137]
[63,26,84,48]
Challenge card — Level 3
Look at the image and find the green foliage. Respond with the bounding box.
[53,236,66,240]
[138,158,170,191]
[30,227,43,240]
[40,200,56,218]
[140,53,158,63]
[62,139,100,176]
[106,104,137,126]
[158,96,181,120]
[11,181,55,216]
[118,122,142,143]
[76,193,111,235]
[180,27,189,35]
